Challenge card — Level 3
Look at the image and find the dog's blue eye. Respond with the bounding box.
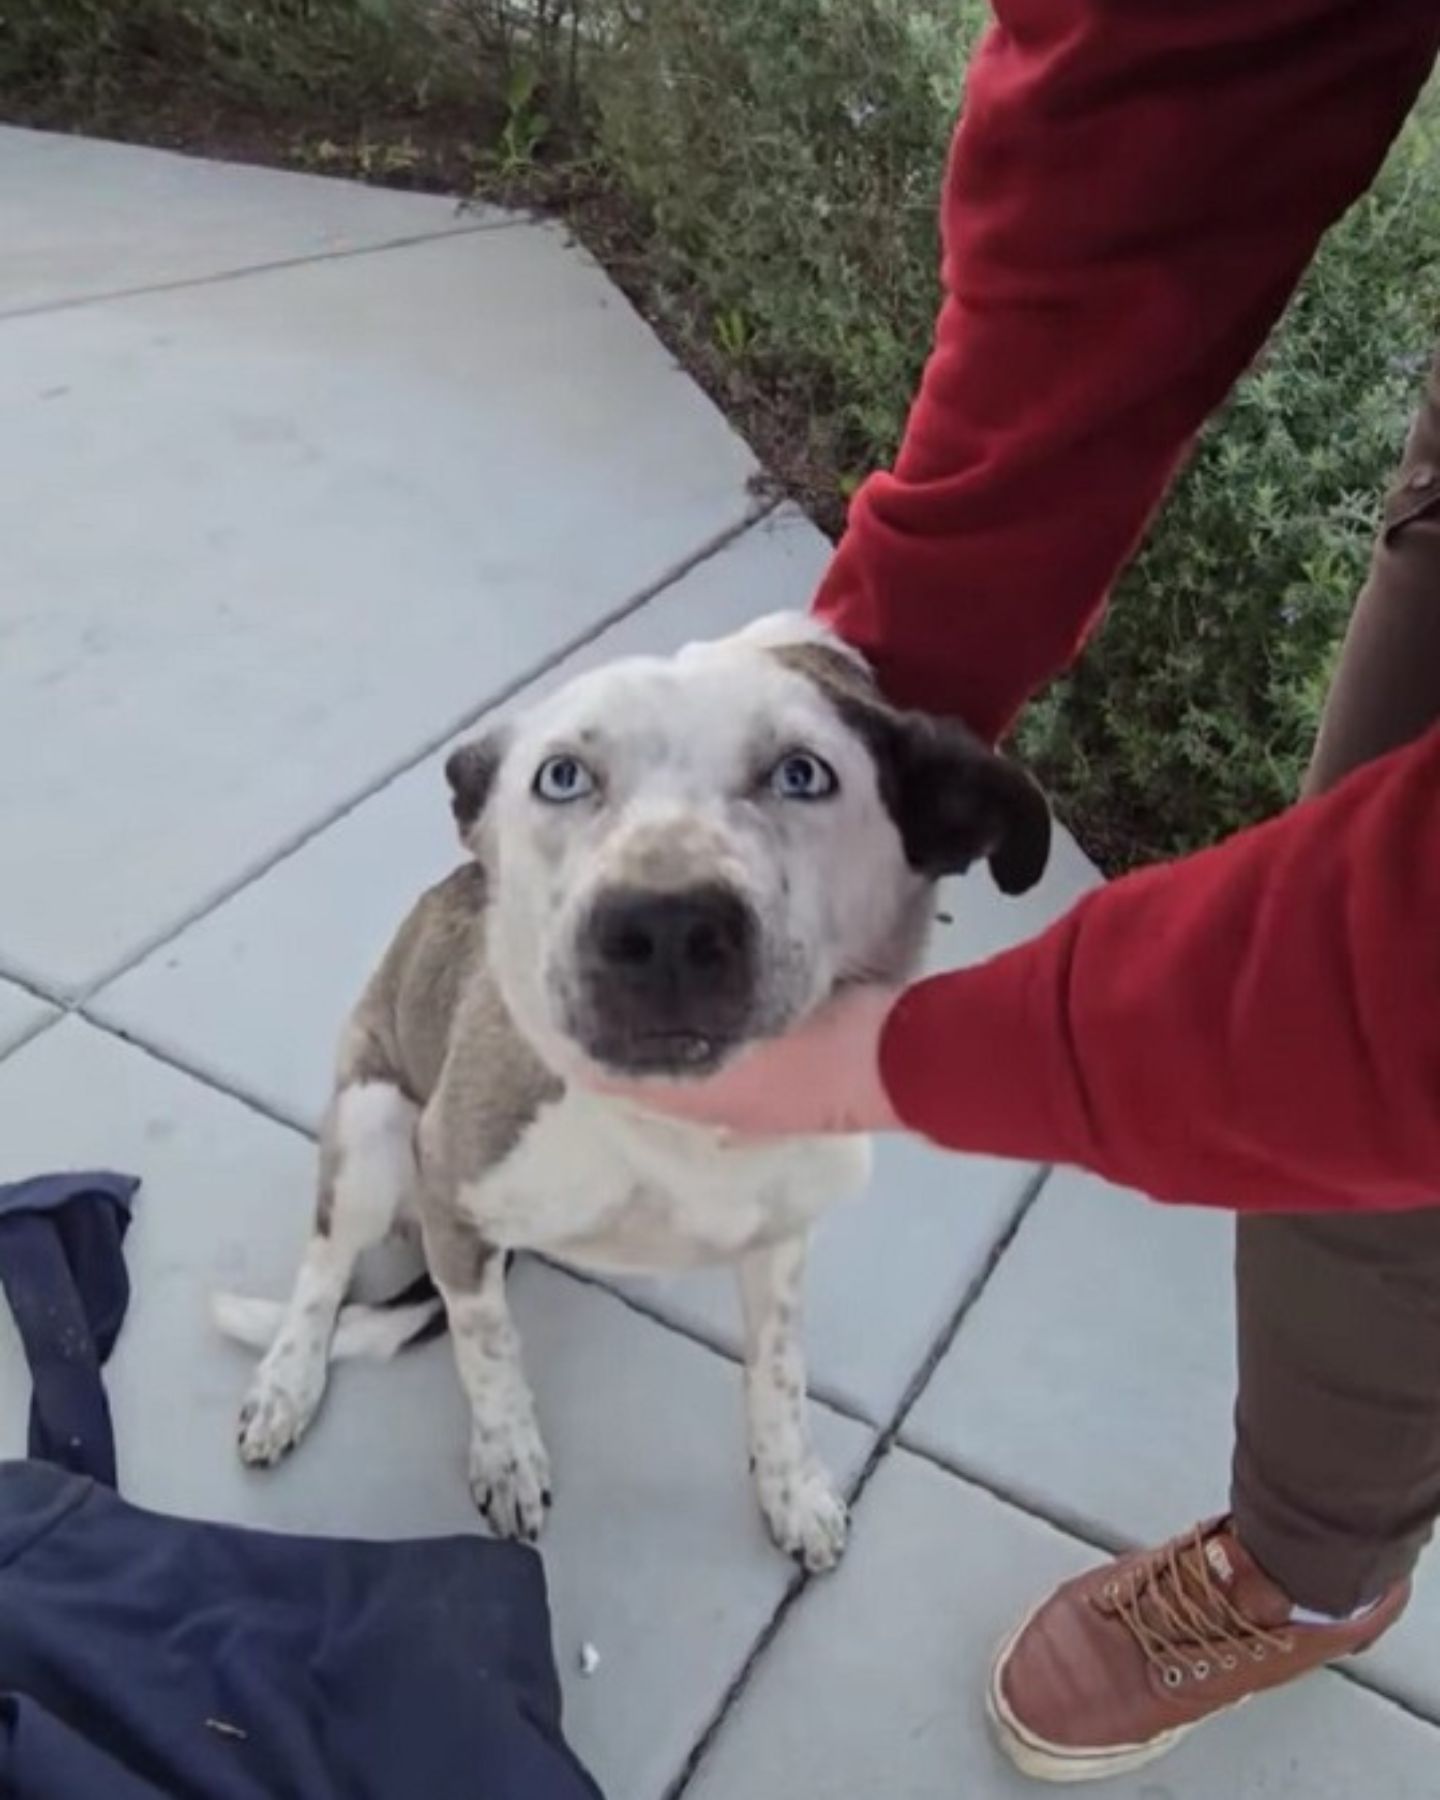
[769,751,838,801]
[533,755,596,803]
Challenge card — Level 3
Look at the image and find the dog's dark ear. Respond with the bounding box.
[772,643,1052,894]
[444,731,505,840]
[874,713,1052,894]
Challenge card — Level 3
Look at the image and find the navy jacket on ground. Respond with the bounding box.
[0,1172,603,1800]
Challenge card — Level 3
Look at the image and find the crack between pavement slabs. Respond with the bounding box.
[661,1341,1440,1794]
[62,1008,1064,1463]
[11,501,774,1014]
[27,996,885,1437]
[0,1006,66,1068]
[896,1443,1440,1734]
[73,1011,319,1142]
[0,212,527,325]
[660,1163,1055,1800]
[31,1003,890,1434]
[0,967,65,1010]
[1337,1664,1440,1733]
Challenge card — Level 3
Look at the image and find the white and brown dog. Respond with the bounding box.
[217,614,1049,1571]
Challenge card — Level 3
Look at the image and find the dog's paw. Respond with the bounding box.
[756,1459,849,1573]
[469,1418,552,1543]
[237,1374,321,1468]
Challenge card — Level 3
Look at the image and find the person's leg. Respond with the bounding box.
[1301,359,1440,793]
[989,355,1440,1783]
[1232,349,1440,1614]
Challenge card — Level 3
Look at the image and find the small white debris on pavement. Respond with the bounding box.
[578,1641,602,1678]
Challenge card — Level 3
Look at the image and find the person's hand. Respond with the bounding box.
[587,984,903,1136]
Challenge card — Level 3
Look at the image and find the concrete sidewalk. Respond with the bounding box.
[0,127,1435,1797]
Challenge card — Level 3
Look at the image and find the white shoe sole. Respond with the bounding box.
[984,1604,1229,1785]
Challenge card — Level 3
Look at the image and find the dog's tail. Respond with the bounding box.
[212,1273,446,1363]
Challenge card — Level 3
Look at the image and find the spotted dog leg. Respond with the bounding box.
[238,1081,416,1466]
[739,1236,847,1572]
[421,1201,551,1542]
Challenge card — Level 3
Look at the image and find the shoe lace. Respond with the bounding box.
[1107,1529,1294,1687]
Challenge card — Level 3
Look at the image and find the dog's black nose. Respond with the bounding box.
[588,886,754,996]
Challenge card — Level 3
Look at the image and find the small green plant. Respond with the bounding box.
[494,62,550,174]
[713,307,754,360]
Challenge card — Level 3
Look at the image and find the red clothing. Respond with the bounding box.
[882,730,1440,1212]
[816,0,1440,1211]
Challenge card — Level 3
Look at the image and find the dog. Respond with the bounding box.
[215,613,1050,1570]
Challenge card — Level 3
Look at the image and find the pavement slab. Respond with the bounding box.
[0,125,498,315]
[903,1168,1440,1723]
[0,202,757,995]
[685,1447,1440,1799]
[0,979,55,1059]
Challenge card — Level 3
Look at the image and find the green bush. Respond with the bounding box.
[592,0,984,491]
[1021,110,1440,862]
[0,0,448,121]
[595,1,1440,864]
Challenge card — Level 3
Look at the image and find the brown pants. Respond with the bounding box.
[1231,351,1440,1614]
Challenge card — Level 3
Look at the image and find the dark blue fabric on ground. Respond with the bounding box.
[0,1172,603,1800]
[0,1173,136,1484]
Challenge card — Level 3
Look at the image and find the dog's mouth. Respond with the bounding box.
[572,1023,739,1080]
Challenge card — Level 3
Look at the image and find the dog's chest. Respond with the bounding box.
[452,1090,871,1274]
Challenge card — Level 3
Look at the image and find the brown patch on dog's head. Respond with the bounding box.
[772,642,1052,895]
[444,731,506,838]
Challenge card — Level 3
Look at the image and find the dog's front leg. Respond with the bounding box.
[238,1080,416,1467]
[738,1237,848,1572]
[418,1196,551,1542]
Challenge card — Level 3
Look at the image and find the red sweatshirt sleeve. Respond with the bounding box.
[814,0,1437,743]
[880,726,1440,1213]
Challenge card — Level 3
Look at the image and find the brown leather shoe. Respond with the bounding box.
[987,1518,1408,1784]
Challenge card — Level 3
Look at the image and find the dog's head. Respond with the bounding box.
[445,614,1051,1080]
